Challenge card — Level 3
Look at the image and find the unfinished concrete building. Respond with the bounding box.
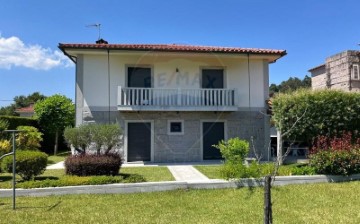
[309,50,360,92]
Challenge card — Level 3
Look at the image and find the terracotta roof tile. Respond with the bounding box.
[15,104,34,113]
[59,43,286,56]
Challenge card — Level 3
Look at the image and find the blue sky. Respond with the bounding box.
[1,0,359,107]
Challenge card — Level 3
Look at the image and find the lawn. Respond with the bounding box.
[0,181,359,223]
[194,163,315,179]
[0,167,174,189]
[47,152,70,165]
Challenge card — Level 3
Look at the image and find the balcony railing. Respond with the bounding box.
[117,87,238,111]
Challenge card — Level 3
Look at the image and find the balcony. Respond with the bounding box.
[117,87,238,111]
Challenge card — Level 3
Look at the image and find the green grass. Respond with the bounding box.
[194,165,222,179]
[121,167,175,182]
[47,151,70,165]
[0,181,359,223]
[0,167,174,189]
[195,163,315,179]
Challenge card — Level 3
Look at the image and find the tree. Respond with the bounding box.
[0,92,46,116]
[34,94,75,155]
[269,75,311,94]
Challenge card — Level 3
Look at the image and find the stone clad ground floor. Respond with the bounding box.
[81,110,270,163]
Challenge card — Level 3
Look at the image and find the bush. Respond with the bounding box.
[0,139,11,156]
[16,126,43,150]
[272,89,360,143]
[64,125,92,153]
[1,150,48,180]
[213,138,249,163]
[309,150,360,175]
[309,133,360,175]
[91,123,122,155]
[65,153,122,176]
[0,116,38,130]
[64,124,121,155]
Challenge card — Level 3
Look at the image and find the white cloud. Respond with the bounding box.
[0,35,73,70]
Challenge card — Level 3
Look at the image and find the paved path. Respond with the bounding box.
[167,165,209,182]
[46,161,65,169]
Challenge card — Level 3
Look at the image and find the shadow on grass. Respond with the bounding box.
[5,201,63,211]
[35,176,59,181]
[119,173,146,182]
[0,176,12,182]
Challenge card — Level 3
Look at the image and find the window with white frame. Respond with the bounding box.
[352,64,359,80]
[168,120,184,135]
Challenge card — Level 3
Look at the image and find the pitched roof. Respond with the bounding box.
[59,43,286,56]
[15,104,34,113]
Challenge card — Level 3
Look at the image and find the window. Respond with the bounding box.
[352,64,359,80]
[168,120,184,135]
[201,69,224,89]
[127,67,152,87]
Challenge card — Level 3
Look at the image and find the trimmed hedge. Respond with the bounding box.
[0,116,38,130]
[272,89,360,143]
[1,150,48,180]
[65,154,122,176]
[15,174,145,189]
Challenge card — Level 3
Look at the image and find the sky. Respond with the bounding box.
[0,0,359,107]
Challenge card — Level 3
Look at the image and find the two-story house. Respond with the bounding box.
[59,41,286,163]
[309,50,360,91]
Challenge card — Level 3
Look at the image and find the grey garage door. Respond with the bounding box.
[128,123,151,162]
[203,122,224,160]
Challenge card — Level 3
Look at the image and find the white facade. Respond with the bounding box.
[76,52,270,113]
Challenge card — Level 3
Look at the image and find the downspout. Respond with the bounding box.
[107,49,111,124]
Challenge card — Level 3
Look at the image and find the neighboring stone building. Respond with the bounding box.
[309,50,360,92]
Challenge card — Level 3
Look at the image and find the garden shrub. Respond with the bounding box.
[64,125,92,154]
[1,150,48,180]
[16,126,43,150]
[0,139,11,156]
[91,123,122,155]
[214,138,263,179]
[272,89,360,143]
[309,133,360,175]
[65,153,122,176]
[64,123,121,155]
[213,137,249,163]
[309,150,360,175]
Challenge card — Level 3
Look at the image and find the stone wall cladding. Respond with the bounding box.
[311,50,360,92]
[324,50,360,91]
[80,110,269,163]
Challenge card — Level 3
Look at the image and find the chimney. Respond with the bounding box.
[96,38,108,44]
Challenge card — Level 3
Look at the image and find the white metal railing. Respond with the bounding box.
[117,87,237,107]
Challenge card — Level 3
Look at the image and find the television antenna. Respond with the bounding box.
[86,23,101,40]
